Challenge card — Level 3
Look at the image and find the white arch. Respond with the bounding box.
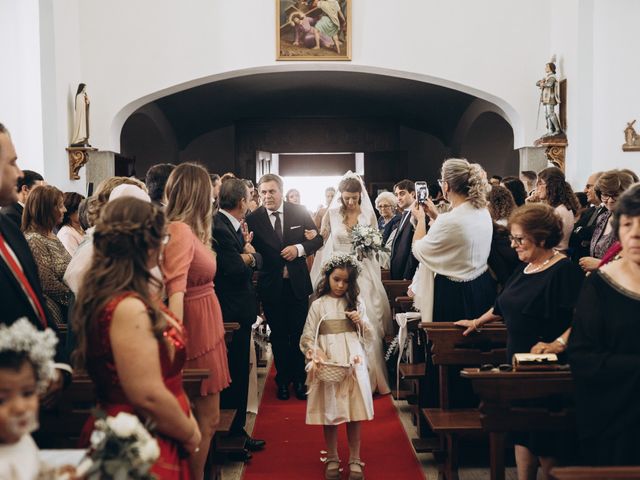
[451,98,515,154]
[110,64,523,150]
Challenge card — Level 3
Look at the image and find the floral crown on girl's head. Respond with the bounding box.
[0,318,58,393]
[321,253,362,275]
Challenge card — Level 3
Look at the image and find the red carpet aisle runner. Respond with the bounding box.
[243,367,425,480]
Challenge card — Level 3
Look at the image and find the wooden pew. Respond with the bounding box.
[224,321,240,343]
[382,279,411,316]
[381,268,391,281]
[461,369,575,480]
[421,322,507,480]
[38,369,211,448]
[551,467,640,480]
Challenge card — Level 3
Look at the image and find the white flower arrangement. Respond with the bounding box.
[76,411,160,480]
[0,318,57,393]
[350,224,388,261]
[321,253,362,275]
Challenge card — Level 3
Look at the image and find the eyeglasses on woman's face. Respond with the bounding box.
[508,234,527,246]
[377,204,393,210]
[600,192,619,203]
[437,178,444,188]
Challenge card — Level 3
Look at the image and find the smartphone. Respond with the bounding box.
[415,181,429,205]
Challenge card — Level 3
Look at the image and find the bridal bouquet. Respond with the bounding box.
[76,411,160,480]
[350,224,388,261]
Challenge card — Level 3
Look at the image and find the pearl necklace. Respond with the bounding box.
[524,250,559,274]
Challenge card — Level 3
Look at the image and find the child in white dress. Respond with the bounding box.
[0,319,73,480]
[300,253,374,480]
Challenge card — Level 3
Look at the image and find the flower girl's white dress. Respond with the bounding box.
[301,296,375,425]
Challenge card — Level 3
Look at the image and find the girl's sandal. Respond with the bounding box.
[324,457,341,480]
[348,459,365,480]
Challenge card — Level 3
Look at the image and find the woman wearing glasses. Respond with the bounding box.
[375,191,401,270]
[577,170,634,273]
[455,203,584,480]
[569,183,640,466]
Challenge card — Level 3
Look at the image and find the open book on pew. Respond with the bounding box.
[512,353,562,371]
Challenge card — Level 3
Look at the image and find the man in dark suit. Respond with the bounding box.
[214,178,265,457]
[390,179,419,280]
[0,123,70,392]
[246,174,323,400]
[0,169,44,228]
[569,171,606,262]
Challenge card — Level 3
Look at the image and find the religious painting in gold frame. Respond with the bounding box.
[277,0,351,61]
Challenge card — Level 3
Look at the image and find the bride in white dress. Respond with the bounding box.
[310,172,392,394]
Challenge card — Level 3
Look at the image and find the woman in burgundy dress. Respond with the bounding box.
[163,163,231,478]
[73,197,200,479]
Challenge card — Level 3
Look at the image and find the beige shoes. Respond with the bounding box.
[324,458,341,480]
[348,459,365,480]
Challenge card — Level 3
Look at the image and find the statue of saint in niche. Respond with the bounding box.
[70,83,91,147]
[536,61,563,137]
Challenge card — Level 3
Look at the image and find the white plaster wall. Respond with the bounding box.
[0,0,44,173]
[8,0,640,193]
[591,0,640,177]
[39,0,83,192]
[69,0,552,152]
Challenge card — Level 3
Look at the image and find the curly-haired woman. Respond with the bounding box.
[532,167,580,252]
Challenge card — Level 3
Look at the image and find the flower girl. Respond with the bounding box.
[0,318,66,479]
[300,253,373,480]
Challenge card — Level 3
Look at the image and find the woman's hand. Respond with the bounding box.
[530,341,565,354]
[304,229,317,240]
[345,310,362,327]
[411,200,426,222]
[578,256,600,273]
[454,319,478,336]
[183,415,202,455]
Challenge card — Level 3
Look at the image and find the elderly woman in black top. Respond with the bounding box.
[456,203,584,480]
[568,183,640,466]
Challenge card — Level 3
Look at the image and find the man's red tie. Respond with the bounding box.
[0,233,48,328]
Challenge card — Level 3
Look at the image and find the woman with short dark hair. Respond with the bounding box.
[22,185,73,328]
[456,203,584,479]
[569,183,640,466]
[57,192,85,255]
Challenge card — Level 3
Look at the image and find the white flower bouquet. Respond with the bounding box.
[75,411,160,480]
[350,224,388,261]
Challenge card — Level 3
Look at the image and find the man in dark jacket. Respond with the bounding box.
[214,178,265,458]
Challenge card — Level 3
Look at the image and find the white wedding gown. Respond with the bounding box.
[312,208,392,394]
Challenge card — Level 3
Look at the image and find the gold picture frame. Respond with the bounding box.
[277,0,351,61]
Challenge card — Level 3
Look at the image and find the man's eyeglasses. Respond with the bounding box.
[508,235,526,246]
[600,192,619,202]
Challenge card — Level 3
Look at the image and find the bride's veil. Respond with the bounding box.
[309,171,376,288]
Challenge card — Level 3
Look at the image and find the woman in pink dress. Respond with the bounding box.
[74,197,200,479]
[163,163,231,478]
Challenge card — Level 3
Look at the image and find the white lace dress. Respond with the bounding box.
[300,296,374,425]
[311,208,392,394]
